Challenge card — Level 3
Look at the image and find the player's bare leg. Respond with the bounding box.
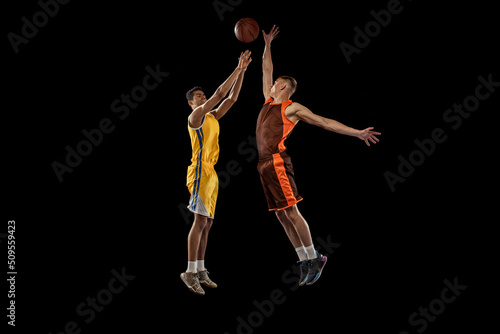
[197,218,217,288]
[275,210,304,249]
[276,209,310,285]
[282,205,313,247]
[282,205,327,285]
[188,213,208,262]
[181,213,208,295]
[197,218,212,261]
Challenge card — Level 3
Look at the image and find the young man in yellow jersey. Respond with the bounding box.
[181,51,252,295]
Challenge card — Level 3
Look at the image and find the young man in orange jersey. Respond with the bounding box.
[181,51,252,295]
[257,26,380,286]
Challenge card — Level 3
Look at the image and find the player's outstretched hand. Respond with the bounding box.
[357,127,381,146]
[238,50,252,71]
[263,25,279,45]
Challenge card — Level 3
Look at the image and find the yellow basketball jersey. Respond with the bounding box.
[188,113,220,165]
[186,113,220,218]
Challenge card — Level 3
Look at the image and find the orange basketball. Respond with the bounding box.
[234,18,260,43]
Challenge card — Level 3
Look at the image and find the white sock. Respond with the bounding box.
[197,260,206,272]
[295,246,308,261]
[187,261,197,273]
[305,244,317,259]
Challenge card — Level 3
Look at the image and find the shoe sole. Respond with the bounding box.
[180,273,205,296]
[306,255,327,285]
[299,273,309,286]
[200,281,218,288]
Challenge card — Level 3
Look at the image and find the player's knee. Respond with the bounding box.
[275,211,286,225]
[193,215,208,230]
[283,206,300,221]
[276,210,293,229]
[206,218,214,229]
[275,210,286,221]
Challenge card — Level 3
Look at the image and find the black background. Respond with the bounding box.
[3,0,498,333]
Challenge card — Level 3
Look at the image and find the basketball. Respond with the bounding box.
[234,18,260,43]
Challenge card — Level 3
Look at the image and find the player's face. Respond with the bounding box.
[191,90,207,107]
[270,79,281,97]
[270,79,286,98]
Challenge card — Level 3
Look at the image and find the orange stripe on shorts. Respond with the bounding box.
[272,153,296,207]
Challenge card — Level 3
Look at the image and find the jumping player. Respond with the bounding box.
[181,51,252,295]
[257,26,380,285]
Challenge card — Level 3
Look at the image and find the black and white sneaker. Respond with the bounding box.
[305,252,327,285]
[297,260,310,286]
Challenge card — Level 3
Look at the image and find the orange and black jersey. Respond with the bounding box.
[256,97,297,160]
[256,98,303,211]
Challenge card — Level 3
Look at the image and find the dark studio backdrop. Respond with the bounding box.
[3,0,498,333]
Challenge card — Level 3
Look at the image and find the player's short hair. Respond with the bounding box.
[278,76,297,96]
[186,86,203,101]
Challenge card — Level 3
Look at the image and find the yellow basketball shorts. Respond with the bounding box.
[186,160,218,219]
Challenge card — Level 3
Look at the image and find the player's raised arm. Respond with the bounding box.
[262,25,279,100]
[211,51,252,120]
[287,102,381,146]
[189,54,245,128]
